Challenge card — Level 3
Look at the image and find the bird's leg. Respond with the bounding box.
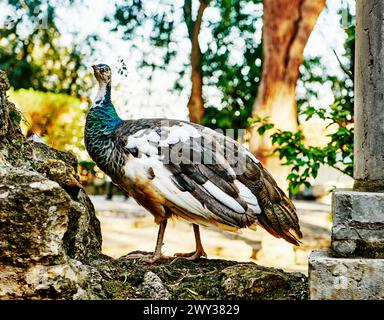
[123,219,172,263]
[149,219,171,263]
[189,224,208,259]
[174,224,207,260]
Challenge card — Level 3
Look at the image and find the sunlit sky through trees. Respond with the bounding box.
[0,0,355,122]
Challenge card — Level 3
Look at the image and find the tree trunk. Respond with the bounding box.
[184,0,209,124]
[249,0,326,190]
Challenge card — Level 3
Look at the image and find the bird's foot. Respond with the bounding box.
[174,249,207,260]
[144,254,174,264]
[122,251,173,264]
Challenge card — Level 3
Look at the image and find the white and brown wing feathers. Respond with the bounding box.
[115,120,302,245]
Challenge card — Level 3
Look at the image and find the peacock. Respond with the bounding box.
[85,64,302,262]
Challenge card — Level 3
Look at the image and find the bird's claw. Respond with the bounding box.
[174,250,207,260]
[122,251,173,264]
[145,254,174,264]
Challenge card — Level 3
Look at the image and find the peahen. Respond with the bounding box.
[85,64,302,262]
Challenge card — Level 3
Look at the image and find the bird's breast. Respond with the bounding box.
[119,154,170,223]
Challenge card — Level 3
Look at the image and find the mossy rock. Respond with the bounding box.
[95,253,308,300]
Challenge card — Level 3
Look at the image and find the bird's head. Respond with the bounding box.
[92,64,112,84]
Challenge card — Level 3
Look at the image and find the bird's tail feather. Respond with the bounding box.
[258,189,302,245]
[239,161,303,246]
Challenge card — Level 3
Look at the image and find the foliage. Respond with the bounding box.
[0,0,98,97]
[106,1,178,76]
[79,160,97,173]
[252,19,355,195]
[202,0,263,130]
[108,0,263,128]
[253,107,353,195]
[9,88,86,156]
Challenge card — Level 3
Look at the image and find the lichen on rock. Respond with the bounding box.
[95,254,308,300]
[0,69,103,299]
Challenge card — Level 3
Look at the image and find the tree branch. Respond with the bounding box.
[333,49,354,80]
[183,0,194,39]
[191,0,209,63]
[330,163,351,176]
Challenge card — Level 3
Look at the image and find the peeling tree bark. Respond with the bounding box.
[249,0,326,189]
[183,0,210,124]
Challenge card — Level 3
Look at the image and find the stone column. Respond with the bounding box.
[354,0,384,192]
[308,0,384,299]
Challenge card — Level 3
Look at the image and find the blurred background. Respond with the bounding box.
[0,0,355,273]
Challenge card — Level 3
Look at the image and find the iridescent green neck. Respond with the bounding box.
[88,80,123,133]
[85,80,124,178]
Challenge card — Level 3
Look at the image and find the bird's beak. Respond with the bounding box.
[92,65,100,80]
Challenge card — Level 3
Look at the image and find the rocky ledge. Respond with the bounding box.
[0,70,308,300]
